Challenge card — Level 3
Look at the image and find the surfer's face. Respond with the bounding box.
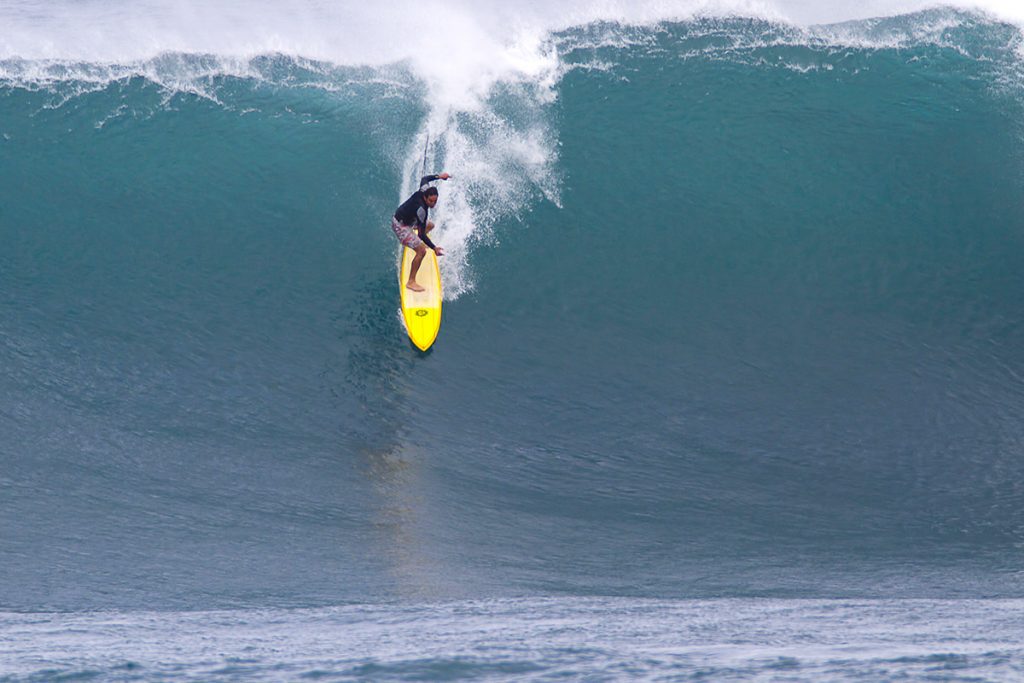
[425,194,438,208]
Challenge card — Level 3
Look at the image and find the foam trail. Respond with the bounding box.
[398,37,561,299]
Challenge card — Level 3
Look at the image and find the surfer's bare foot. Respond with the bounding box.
[406,280,425,292]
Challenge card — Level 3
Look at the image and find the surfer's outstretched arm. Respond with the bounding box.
[418,172,450,191]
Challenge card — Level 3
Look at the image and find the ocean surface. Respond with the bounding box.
[2,0,1024,680]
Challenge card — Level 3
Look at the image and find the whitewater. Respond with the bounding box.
[2,0,1024,680]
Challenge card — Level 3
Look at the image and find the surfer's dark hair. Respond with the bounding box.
[423,186,439,198]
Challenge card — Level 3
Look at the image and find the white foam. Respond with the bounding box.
[400,83,560,299]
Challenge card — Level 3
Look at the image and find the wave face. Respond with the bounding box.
[2,5,1024,610]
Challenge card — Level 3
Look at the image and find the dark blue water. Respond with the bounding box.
[2,7,1024,680]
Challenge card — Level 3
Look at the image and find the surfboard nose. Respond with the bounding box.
[406,307,442,351]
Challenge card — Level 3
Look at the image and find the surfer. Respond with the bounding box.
[392,172,451,292]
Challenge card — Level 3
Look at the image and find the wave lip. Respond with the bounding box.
[4,1,1023,61]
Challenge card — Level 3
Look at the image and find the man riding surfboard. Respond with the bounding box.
[391,172,450,291]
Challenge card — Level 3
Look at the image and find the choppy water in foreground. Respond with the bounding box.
[4,599,1024,681]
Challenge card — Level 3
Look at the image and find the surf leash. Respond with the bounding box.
[422,131,430,178]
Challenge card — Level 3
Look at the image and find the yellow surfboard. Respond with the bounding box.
[399,246,442,351]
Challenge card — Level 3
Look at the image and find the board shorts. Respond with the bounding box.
[391,217,423,250]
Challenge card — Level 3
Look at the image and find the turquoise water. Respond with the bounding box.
[2,4,1024,680]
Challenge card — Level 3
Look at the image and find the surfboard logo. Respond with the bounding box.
[415,309,428,317]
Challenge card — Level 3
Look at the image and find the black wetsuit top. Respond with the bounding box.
[394,174,441,250]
